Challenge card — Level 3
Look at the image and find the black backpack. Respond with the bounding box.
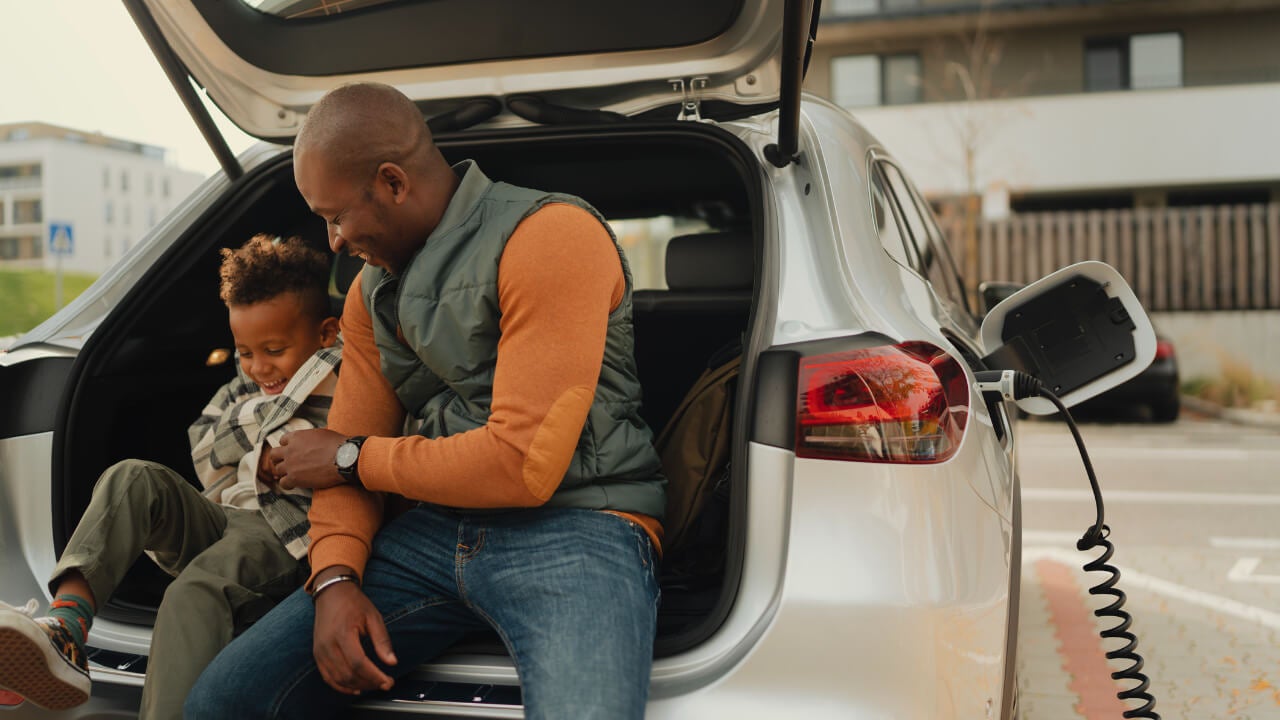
[654,344,740,581]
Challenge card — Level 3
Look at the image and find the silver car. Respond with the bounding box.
[0,0,1154,717]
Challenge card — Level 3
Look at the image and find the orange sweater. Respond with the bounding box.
[307,203,662,587]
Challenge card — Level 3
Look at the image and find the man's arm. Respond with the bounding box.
[353,203,625,506]
[304,273,405,588]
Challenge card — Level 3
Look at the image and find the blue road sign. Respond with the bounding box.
[49,222,74,256]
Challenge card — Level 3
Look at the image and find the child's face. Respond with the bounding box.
[228,292,338,395]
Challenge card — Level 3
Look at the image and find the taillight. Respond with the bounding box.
[1154,340,1175,361]
[796,341,969,463]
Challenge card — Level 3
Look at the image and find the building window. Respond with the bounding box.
[105,236,112,259]
[104,167,111,190]
[124,205,132,226]
[0,235,41,259]
[120,170,130,192]
[162,177,171,198]
[146,174,154,195]
[823,0,919,16]
[1085,32,1182,92]
[105,201,114,224]
[831,53,922,107]
[0,163,41,179]
[824,0,878,14]
[0,199,5,225]
[13,199,41,224]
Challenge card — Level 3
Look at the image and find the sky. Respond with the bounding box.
[4,2,257,178]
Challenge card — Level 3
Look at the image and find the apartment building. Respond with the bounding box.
[0,122,203,275]
[808,0,1280,214]
[807,0,1280,314]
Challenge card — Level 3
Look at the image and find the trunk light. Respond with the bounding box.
[796,342,969,463]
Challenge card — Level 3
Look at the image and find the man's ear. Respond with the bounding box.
[320,316,341,347]
[376,162,410,205]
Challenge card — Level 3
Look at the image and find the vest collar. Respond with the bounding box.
[429,160,493,243]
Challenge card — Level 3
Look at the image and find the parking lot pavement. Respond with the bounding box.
[1016,416,1280,720]
[1019,538,1280,720]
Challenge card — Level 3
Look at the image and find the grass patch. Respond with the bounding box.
[0,269,98,337]
[1182,354,1280,410]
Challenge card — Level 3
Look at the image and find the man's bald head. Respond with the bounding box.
[294,83,460,274]
[295,83,435,181]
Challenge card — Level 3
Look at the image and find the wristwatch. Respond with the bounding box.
[334,436,367,483]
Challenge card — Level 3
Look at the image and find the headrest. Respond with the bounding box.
[328,252,365,315]
[664,231,754,291]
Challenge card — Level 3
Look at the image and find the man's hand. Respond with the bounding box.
[272,428,349,490]
[312,569,398,695]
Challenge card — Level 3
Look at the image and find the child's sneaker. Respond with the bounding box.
[0,600,90,710]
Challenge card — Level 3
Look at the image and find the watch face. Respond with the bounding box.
[336,441,359,469]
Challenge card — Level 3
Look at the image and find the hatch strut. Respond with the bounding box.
[123,0,244,180]
[764,0,821,169]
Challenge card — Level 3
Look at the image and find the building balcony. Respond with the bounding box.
[0,176,42,192]
[840,81,1280,198]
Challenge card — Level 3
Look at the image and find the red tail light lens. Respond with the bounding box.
[796,342,969,463]
[1154,340,1175,361]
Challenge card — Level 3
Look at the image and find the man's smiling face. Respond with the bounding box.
[295,150,407,274]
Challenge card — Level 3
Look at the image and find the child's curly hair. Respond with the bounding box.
[218,234,331,320]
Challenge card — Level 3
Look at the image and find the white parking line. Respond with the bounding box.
[1211,537,1280,550]
[1024,489,1280,505]
[1018,446,1267,461]
[1022,530,1083,545]
[1025,546,1280,631]
[1227,558,1280,585]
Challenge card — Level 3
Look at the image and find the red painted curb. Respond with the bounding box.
[1036,557,1130,719]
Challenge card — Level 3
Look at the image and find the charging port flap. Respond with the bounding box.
[979,261,1156,416]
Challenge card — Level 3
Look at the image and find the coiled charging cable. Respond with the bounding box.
[975,370,1160,720]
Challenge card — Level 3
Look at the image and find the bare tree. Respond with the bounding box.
[924,0,1034,297]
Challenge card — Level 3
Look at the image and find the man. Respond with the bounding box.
[187,82,666,720]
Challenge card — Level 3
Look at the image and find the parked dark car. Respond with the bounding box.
[1078,334,1180,422]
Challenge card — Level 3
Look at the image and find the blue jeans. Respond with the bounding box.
[186,506,660,720]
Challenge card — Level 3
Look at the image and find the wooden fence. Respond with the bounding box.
[939,203,1280,312]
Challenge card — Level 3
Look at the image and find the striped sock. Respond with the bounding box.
[48,594,94,649]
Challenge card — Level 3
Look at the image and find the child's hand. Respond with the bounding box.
[256,444,280,487]
[273,429,351,490]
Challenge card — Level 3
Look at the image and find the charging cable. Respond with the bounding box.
[975,369,1160,719]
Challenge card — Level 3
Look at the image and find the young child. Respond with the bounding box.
[0,234,340,718]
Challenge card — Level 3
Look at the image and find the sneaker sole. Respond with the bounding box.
[0,623,90,710]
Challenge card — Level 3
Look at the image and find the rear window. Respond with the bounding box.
[611,216,712,290]
[244,0,393,19]
[213,0,744,75]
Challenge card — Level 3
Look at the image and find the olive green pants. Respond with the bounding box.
[50,459,308,720]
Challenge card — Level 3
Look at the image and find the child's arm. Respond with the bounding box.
[187,368,259,447]
[188,371,261,489]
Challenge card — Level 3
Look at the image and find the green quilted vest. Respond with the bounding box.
[360,161,665,519]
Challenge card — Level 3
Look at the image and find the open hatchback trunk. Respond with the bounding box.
[53,119,766,691]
